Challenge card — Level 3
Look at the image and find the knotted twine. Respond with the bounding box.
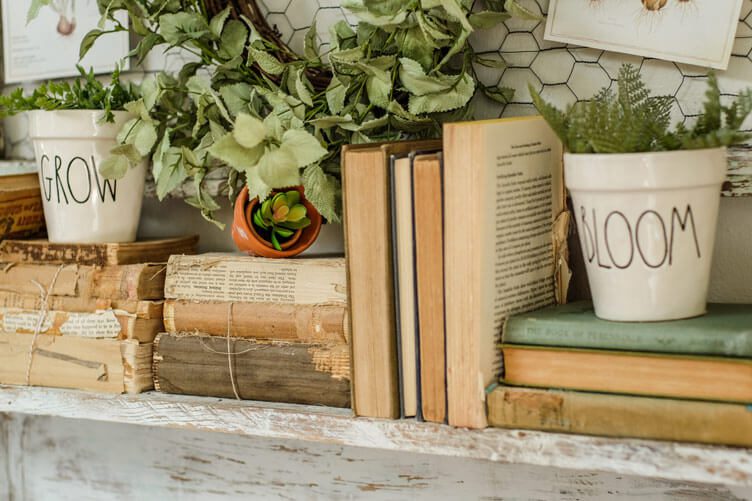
[25,264,66,385]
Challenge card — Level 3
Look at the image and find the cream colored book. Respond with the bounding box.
[443,116,568,428]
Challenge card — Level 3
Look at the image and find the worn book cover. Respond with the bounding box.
[0,173,45,239]
[488,386,752,447]
[153,332,350,407]
[0,331,152,393]
[503,301,752,356]
[0,235,198,266]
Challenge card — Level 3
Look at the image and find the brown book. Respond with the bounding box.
[502,345,752,403]
[153,332,351,407]
[164,254,346,304]
[412,153,446,423]
[443,117,566,428]
[342,139,441,419]
[0,173,45,239]
[488,386,752,447]
[163,299,348,344]
[0,235,198,266]
[0,331,152,394]
[0,262,166,300]
[0,302,163,343]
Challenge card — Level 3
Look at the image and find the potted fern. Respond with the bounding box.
[531,64,752,322]
[0,68,146,243]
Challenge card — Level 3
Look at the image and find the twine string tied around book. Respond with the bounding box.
[25,264,65,386]
[226,302,240,400]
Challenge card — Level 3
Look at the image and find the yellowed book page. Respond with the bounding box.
[393,156,418,417]
[164,254,347,304]
[480,116,564,389]
[0,331,126,393]
[0,307,123,337]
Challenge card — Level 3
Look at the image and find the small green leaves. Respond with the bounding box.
[280,129,328,168]
[249,47,285,75]
[99,154,130,179]
[159,12,210,46]
[251,189,312,250]
[233,113,267,148]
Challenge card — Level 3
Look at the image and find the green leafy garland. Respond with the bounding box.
[84,0,535,226]
[530,64,752,154]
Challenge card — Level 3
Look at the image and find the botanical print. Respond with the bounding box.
[545,0,743,69]
[1,0,129,83]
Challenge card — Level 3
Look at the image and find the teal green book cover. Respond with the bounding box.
[503,302,752,357]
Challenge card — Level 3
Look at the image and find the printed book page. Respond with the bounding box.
[482,116,564,380]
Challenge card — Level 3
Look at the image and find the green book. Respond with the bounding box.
[502,301,752,357]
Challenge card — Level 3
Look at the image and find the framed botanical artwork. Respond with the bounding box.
[544,0,744,70]
[1,0,129,83]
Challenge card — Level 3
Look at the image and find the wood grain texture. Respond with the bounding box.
[725,145,752,197]
[0,236,198,266]
[412,154,446,423]
[163,299,348,343]
[0,385,750,488]
[153,333,351,408]
[0,173,44,240]
[3,413,750,500]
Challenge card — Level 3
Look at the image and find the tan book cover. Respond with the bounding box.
[0,290,161,316]
[342,139,441,419]
[488,386,752,447]
[164,253,346,304]
[0,173,44,239]
[163,299,348,344]
[153,332,350,407]
[443,116,567,428]
[0,235,198,266]
[502,345,752,403]
[413,153,446,423]
[0,331,152,394]
[0,262,167,300]
[0,303,163,343]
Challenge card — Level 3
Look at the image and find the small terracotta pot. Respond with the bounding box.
[232,186,322,258]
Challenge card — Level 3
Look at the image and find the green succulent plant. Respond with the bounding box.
[253,190,311,251]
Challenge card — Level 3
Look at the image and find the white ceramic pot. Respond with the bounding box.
[565,148,727,322]
[28,110,146,243]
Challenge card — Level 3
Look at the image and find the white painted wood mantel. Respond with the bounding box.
[1,385,751,500]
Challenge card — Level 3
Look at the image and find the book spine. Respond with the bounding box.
[0,263,89,297]
[0,331,151,394]
[488,386,752,447]
[503,315,752,357]
[0,290,113,313]
[93,264,167,300]
[152,332,351,407]
[163,300,348,344]
[0,192,45,239]
[164,254,347,304]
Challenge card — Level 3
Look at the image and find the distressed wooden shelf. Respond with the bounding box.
[0,384,750,488]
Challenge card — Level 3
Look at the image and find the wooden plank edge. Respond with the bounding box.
[0,385,749,487]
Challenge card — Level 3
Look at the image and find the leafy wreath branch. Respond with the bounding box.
[84,0,537,226]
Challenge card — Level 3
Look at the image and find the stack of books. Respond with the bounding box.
[0,161,44,240]
[155,253,351,408]
[342,117,568,425]
[491,301,752,447]
[0,237,197,394]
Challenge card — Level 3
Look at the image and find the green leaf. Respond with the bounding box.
[408,72,475,114]
[302,164,340,222]
[220,20,248,60]
[27,0,51,24]
[286,190,301,207]
[304,21,319,61]
[399,57,454,96]
[79,29,105,60]
[293,68,314,107]
[209,5,232,38]
[286,204,306,222]
[99,154,130,179]
[421,0,473,32]
[342,0,409,26]
[483,85,514,104]
[367,73,392,109]
[124,98,151,121]
[159,12,210,45]
[220,83,253,116]
[249,47,285,75]
[503,0,542,20]
[209,133,264,170]
[140,76,159,111]
[256,147,301,188]
[233,113,267,149]
[280,129,328,168]
[468,11,511,29]
[110,143,142,164]
[325,76,347,115]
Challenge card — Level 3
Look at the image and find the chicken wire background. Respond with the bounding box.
[5,0,752,160]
